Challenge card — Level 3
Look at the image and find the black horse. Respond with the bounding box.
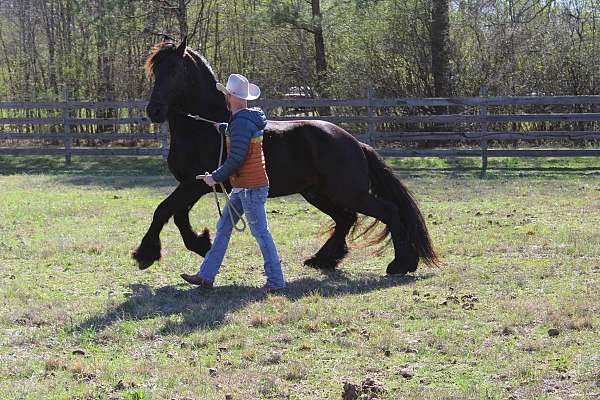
[133,37,438,275]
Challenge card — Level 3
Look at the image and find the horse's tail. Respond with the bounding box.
[353,145,439,267]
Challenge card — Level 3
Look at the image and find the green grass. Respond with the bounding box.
[0,156,599,399]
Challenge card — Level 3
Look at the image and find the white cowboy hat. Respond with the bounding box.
[216,74,261,100]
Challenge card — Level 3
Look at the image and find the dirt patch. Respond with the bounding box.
[342,377,386,400]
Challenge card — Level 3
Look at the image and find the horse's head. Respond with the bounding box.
[144,37,190,123]
[145,37,228,124]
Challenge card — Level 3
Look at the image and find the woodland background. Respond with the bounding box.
[0,0,599,102]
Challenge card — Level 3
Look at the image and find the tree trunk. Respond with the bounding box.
[39,0,59,97]
[175,0,188,38]
[431,0,451,97]
[17,0,32,99]
[311,0,329,115]
[311,0,327,94]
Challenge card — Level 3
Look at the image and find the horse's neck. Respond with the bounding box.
[177,68,229,122]
[204,95,229,123]
[167,66,229,161]
[167,115,223,170]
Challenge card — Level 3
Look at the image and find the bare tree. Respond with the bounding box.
[153,0,190,37]
[267,0,329,95]
[431,0,450,97]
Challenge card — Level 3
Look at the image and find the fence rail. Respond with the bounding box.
[1,87,599,175]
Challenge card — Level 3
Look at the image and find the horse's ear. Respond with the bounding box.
[176,36,187,57]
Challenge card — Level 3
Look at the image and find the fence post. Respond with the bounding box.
[367,82,374,145]
[160,122,169,163]
[261,92,270,119]
[62,89,72,166]
[479,85,488,178]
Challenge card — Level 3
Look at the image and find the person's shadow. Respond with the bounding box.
[77,271,432,335]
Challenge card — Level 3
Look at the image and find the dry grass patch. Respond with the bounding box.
[500,297,554,327]
[545,302,596,331]
[249,313,278,327]
[44,357,97,383]
[282,360,308,382]
[248,301,310,327]
[303,318,323,332]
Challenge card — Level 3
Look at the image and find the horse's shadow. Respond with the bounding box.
[77,271,432,336]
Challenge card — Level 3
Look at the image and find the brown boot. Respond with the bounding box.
[180,273,214,288]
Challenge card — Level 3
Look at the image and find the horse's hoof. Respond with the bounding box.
[134,256,155,270]
[304,256,337,270]
[132,241,161,270]
[386,259,417,275]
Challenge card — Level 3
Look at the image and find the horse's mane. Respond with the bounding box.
[144,40,218,83]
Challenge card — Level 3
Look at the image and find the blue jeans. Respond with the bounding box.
[197,186,285,288]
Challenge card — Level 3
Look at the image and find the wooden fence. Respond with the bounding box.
[1,87,599,175]
[0,93,168,164]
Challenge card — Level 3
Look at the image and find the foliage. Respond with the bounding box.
[2,0,600,101]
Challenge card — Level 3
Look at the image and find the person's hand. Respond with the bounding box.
[203,174,216,187]
[213,122,220,131]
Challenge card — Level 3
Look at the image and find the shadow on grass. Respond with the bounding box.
[2,156,599,185]
[77,271,432,335]
[0,155,170,176]
[0,156,180,189]
[386,156,600,179]
[56,175,179,190]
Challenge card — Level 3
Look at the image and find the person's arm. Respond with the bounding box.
[211,119,252,182]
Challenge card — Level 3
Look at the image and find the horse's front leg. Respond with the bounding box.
[173,201,212,257]
[132,180,209,270]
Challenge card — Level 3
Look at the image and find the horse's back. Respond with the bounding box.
[263,119,369,198]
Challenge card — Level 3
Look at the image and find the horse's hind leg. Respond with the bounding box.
[302,191,357,269]
[345,193,418,275]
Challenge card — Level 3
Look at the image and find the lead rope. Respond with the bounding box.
[189,113,246,232]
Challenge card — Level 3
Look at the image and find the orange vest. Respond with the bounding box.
[227,136,269,188]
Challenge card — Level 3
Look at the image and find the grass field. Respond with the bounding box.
[0,156,599,400]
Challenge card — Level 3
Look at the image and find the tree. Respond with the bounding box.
[2,0,600,104]
[431,0,450,97]
[267,0,329,96]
